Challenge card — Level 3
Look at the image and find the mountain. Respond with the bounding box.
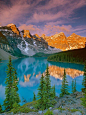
[7,23,20,35]
[0,24,61,58]
[67,33,86,50]
[0,23,86,59]
[42,32,86,51]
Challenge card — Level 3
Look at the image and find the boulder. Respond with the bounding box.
[71,111,82,115]
[49,107,52,110]
[38,111,43,114]
[30,106,34,109]
[53,109,59,114]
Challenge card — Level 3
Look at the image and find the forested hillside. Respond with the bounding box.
[47,48,86,64]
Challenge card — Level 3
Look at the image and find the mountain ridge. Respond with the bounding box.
[0,24,61,59]
[0,23,86,59]
[42,32,86,51]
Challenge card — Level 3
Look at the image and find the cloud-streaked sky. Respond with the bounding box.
[0,0,86,36]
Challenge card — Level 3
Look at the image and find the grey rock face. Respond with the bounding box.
[53,109,59,114]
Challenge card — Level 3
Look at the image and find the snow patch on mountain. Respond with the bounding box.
[7,23,15,27]
[17,32,35,56]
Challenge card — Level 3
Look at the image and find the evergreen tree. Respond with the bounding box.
[0,59,1,62]
[72,79,76,93]
[51,85,56,99]
[60,69,69,97]
[33,92,36,101]
[37,74,46,110]
[45,64,51,109]
[3,56,20,111]
[4,56,14,111]
[81,61,86,107]
[10,68,20,106]
[0,104,3,113]
[73,79,76,92]
[82,61,86,93]
[53,85,56,98]
[72,80,74,93]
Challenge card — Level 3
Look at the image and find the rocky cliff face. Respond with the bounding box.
[0,31,13,53]
[0,24,60,57]
[67,33,86,50]
[0,25,23,56]
[7,23,20,35]
[22,30,32,38]
[42,32,86,51]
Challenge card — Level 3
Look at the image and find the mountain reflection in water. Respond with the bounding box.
[24,65,84,82]
[48,65,84,80]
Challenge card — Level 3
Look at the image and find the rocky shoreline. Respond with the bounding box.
[0,91,86,115]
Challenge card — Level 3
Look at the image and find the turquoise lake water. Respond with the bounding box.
[0,57,84,105]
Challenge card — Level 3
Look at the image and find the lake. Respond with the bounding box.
[0,57,84,105]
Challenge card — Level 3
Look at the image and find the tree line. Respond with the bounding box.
[0,57,86,113]
[48,53,84,64]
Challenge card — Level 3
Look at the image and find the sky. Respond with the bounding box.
[0,0,86,37]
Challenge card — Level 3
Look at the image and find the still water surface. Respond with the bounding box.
[0,57,84,105]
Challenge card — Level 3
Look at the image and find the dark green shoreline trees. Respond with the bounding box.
[47,48,86,64]
[3,56,20,111]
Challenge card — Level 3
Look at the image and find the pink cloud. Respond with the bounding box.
[46,20,65,26]
[19,24,86,37]
[0,0,86,37]
[44,25,72,35]
[0,0,86,26]
[19,24,72,36]
[0,0,30,25]
[19,24,42,35]
[26,11,65,24]
[71,25,86,36]
[26,0,86,24]
[36,0,86,14]
[0,0,43,25]
[36,0,70,11]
